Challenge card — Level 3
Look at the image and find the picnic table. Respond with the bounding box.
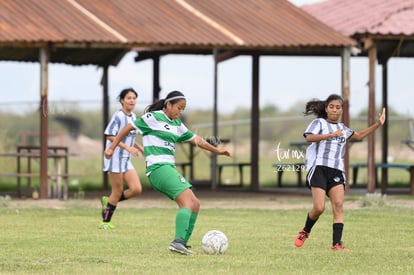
[0,146,73,199]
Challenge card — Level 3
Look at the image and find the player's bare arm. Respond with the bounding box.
[134,142,144,155]
[106,135,141,157]
[105,124,135,159]
[351,107,386,141]
[191,135,232,157]
[305,128,343,143]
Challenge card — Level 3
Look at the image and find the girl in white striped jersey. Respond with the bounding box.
[105,90,231,255]
[100,88,144,230]
[294,94,385,251]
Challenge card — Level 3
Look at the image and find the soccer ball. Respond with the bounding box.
[201,230,228,255]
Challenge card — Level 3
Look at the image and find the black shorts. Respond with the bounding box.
[306,165,345,192]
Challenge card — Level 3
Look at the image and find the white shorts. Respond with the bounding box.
[103,156,134,173]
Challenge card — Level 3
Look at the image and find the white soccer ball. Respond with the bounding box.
[201,230,228,255]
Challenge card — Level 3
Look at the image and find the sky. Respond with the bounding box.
[0,0,413,117]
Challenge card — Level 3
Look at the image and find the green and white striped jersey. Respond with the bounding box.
[131,110,195,173]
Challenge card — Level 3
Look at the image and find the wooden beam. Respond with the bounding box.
[381,62,389,194]
[211,49,219,189]
[341,47,351,193]
[367,42,377,193]
[39,46,49,199]
[250,54,260,191]
[216,50,239,62]
[101,65,109,190]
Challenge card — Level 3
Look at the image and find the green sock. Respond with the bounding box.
[184,212,198,243]
[174,207,191,241]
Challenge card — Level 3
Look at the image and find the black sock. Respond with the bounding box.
[119,192,127,202]
[332,223,344,245]
[304,213,318,233]
[103,203,116,222]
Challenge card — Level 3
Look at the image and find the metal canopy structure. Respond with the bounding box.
[303,0,414,194]
[0,0,355,197]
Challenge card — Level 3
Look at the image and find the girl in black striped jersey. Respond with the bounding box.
[294,94,385,251]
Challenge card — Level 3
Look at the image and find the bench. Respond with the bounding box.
[0,172,80,199]
[350,163,414,194]
[272,163,305,187]
[349,163,368,186]
[217,162,251,187]
[0,146,76,199]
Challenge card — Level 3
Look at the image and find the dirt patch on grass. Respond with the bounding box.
[3,188,413,210]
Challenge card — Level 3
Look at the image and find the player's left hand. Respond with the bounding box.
[104,148,114,159]
[378,107,386,125]
[218,149,232,157]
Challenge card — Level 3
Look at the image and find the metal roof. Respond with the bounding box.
[0,0,355,65]
[302,0,414,37]
[302,0,414,59]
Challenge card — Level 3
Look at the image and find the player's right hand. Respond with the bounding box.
[128,147,141,157]
[331,129,343,138]
[104,148,114,159]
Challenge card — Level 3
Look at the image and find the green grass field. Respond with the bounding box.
[1,194,413,274]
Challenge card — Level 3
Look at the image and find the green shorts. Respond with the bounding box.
[148,165,192,200]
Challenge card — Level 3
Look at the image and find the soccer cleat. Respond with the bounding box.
[168,238,192,255]
[331,242,349,251]
[101,196,108,219]
[294,229,309,247]
[99,221,115,230]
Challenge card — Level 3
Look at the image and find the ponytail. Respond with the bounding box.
[304,94,343,119]
[144,90,186,113]
[144,99,165,113]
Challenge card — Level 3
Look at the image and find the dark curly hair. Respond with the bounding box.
[304,94,343,119]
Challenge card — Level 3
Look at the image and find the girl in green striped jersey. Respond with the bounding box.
[105,90,231,255]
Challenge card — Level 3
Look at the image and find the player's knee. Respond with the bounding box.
[129,184,142,196]
[192,197,200,212]
[313,205,325,216]
[331,201,343,212]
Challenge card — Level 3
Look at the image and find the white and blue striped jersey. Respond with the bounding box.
[304,118,354,172]
[131,110,195,174]
[103,110,137,172]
